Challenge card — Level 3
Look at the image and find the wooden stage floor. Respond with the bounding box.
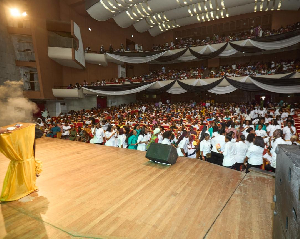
[0,138,274,239]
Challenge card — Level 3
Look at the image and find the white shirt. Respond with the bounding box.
[117,134,126,148]
[283,126,296,140]
[177,138,189,156]
[246,145,264,165]
[270,137,287,168]
[200,139,211,157]
[161,138,171,145]
[255,129,267,138]
[158,134,163,143]
[235,141,249,163]
[137,134,149,151]
[94,128,104,144]
[105,131,117,147]
[223,141,237,166]
[281,112,288,120]
[211,134,225,153]
[62,125,71,136]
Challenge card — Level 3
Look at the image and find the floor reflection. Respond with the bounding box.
[1,194,49,238]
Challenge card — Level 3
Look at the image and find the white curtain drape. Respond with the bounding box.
[178,45,210,62]
[198,76,250,94]
[249,77,300,93]
[106,52,166,64]
[82,82,156,95]
[249,35,300,50]
[166,80,200,94]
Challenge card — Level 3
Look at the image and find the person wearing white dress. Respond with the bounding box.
[117,128,127,148]
[222,134,237,168]
[93,125,105,144]
[105,125,117,147]
[244,136,265,173]
[233,135,248,171]
[137,128,149,151]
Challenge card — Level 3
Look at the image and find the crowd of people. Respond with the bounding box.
[152,22,300,51]
[36,100,299,173]
[84,22,300,54]
[65,59,300,88]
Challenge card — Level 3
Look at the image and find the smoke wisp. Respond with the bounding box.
[0,81,38,127]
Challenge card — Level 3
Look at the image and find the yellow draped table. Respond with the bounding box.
[0,123,42,202]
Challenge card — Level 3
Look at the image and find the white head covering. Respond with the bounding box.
[153,128,160,135]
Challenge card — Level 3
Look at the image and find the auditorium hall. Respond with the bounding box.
[0,0,300,238]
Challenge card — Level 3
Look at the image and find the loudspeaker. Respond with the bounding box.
[273,145,300,239]
[146,143,178,165]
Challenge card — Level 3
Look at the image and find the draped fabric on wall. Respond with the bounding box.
[106,51,166,63]
[198,78,238,95]
[83,73,300,95]
[249,34,300,50]
[249,78,300,94]
[82,82,156,95]
[229,42,263,53]
[146,80,176,93]
[254,29,300,42]
[177,78,224,92]
[225,76,261,91]
[85,82,150,91]
[112,51,163,57]
[280,72,296,79]
[189,43,228,60]
[101,30,300,64]
[156,48,188,62]
[250,75,300,86]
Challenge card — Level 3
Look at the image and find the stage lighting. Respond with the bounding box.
[10,8,20,17]
[88,27,91,31]
[22,12,27,16]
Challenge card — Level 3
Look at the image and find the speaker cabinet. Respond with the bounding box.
[146,143,178,165]
[273,145,300,239]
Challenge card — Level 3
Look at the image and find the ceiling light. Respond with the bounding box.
[10,8,20,17]
[132,34,133,37]
[22,12,27,17]
[88,28,91,31]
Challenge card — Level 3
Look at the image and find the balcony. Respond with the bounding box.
[52,88,84,98]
